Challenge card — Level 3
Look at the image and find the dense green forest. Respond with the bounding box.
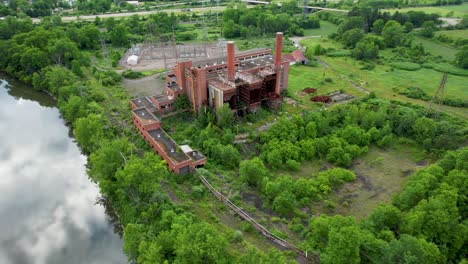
[0,1,467,263]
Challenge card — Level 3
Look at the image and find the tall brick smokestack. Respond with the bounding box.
[227,41,235,81]
[274,32,283,67]
[275,32,283,95]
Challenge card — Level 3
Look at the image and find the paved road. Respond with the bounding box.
[32,5,227,23]
[303,6,349,13]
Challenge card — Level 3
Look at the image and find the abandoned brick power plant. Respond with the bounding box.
[130,32,289,174]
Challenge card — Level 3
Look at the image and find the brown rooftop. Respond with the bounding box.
[133,108,159,124]
[147,128,190,163]
[208,78,237,92]
[132,97,152,108]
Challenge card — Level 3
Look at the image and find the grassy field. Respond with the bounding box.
[287,64,367,109]
[317,56,468,118]
[295,37,468,118]
[382,3,468,18]
[328,144,427,219]
[303,21,339,37]
[300,36,342,49]
[411,35,458,60]
[435,29,468,39]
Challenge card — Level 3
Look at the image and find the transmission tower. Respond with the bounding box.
[303,0,309,20]
[202,0,208,41]
[216,0,220,24]
[427,73,448,119]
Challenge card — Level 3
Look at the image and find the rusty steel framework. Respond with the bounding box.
[427,73,448,118]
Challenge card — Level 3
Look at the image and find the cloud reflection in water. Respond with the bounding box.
[0,80,126,264]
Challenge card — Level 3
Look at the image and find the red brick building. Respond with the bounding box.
[132,32,289,114]
[129,32,289,174]
[131,106,206,174]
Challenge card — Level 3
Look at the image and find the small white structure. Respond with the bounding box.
[127,55,139,66]
[180,145,193,154]
[126,1,139,5]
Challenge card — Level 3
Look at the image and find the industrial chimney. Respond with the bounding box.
[227,41,236,81]
[274,32,283,67]
[275,32,283,95]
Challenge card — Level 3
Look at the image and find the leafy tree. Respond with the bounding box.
[305,121,317,139]
[272,191,296,215]
[60,95,88,122]
[404,21,414,33]
[114,153,168,224]
[363,203,401,234]
[455,45,468,69]
[174,94,190,111]
[89,138,134,185]
[20,47,48,74]
[327,147,352,166]
[338,16,365,35]
[412,117,436,146]
[371,19,385,35]
[216,103,234,128]
[73,114,105,153]
[223,19,240,38]
[43,66,77,96]
[239,157,267,187]
[420,21,437,38]
[353,37,379,60]
[384,235,441,264]
[48,38,80,67]
[342,28,365,48]
[110,23,128,46]
[382,20,405,48]
[174,222,228,263]
[122,223,146,262]
[78,24,101,49]
[321,225,362,264]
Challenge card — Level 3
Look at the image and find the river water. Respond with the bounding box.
[0,75,127,264]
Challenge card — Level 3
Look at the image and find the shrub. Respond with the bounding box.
[431,63,468,76]
[122,69,143,79]
[286,159,301,171]
[400,87,430,100]
[390,61,421,71]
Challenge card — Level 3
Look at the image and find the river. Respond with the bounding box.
[0,75,127,264]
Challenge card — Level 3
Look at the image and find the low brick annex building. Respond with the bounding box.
[131,106,206,174]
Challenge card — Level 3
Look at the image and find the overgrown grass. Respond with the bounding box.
[327,144,427,219]
[235,37,296,53]
[300,36,343,50]
[423,62,468,76]
[287,64,366,108]
[318,56,468,118]
[435,29,468,40]
[303,21,339,37]
[382,3,468,18]
[390,61,421,71]
[411,35,458,61]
